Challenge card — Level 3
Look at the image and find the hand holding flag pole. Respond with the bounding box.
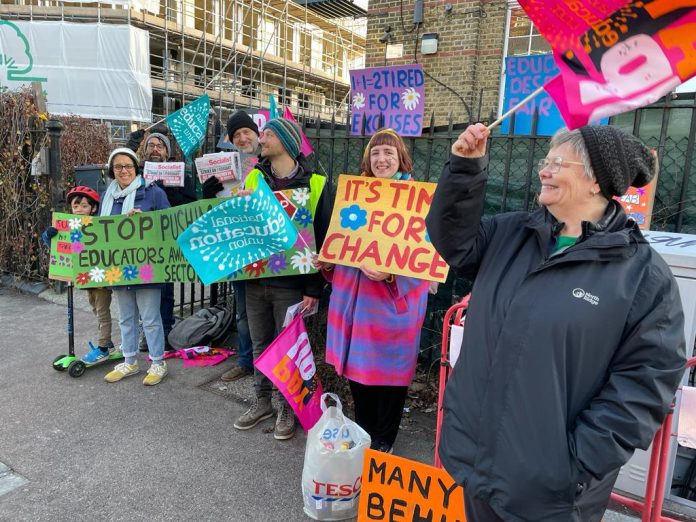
[487,85,545,132]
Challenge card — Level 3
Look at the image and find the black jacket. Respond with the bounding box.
[250,157,332,298]
[425,155,686,521]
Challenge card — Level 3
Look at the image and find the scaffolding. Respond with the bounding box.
[0,0,366,135]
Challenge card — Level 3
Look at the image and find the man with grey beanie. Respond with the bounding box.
[426,123,686,522]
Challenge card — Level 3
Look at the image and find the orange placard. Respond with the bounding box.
[358,449,466,521]
[615,175,658,230]
[319,175,449,282]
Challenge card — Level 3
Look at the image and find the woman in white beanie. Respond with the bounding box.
[101,147,171,386]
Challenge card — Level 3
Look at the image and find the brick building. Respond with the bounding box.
[364,0,549,127]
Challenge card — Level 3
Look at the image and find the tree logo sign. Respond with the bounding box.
[0,20,47,85]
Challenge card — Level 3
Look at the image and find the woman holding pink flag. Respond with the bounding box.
[426,123,686,521]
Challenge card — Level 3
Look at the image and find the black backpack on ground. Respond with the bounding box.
[167,305,234,349]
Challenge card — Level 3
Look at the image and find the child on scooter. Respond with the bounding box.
[42,186,116,365]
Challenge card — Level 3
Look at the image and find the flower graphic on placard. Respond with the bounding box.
[70,230,83,242]
[401,88,421,111]
[76,272,91,285]
[68,218,83,230]
[244,259,267,278]
[292,188,310,206]
[71,242,84,254]
[80,216,93,226]
[352,92,365,110]
[105,267,122,284]
[295,228,315,249]
[294,208,312,227]
[340,204,367,231]
[225,268,243,280]
[89,267,105,283]
[637,187,646,196]
[123,265,139,281]
[140,264,154,283]
[290,247,314,274]
[268,253,288,274]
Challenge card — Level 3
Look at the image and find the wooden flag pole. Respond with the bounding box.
[487,85,545,131]
[143,116,167,132]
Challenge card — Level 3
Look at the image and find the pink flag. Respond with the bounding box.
[283,106,315,156]
[519,1,696,129]
[254,314,324,431]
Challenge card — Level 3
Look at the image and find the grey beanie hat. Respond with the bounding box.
[579,125,656,199]
[144,132,172,159]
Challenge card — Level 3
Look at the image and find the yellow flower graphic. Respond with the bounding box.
[104,267,122,284]
[81,216,93,226]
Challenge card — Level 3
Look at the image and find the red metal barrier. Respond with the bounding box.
[434,294,470,469]
[611,356,696,522]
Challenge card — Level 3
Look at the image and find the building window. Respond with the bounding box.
[257,18,278,56]
[278,87,292,106]
[241,80,258,100]
[298,92,310,110]
[505,7,550,56]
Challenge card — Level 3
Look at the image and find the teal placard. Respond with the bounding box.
[177,178,299,285]
[166,94,210,160]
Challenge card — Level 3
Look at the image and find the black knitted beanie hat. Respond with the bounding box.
[579,125,656,199]
[226,110,259,140]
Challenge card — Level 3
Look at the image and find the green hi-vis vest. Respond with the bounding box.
[244,168,326,217]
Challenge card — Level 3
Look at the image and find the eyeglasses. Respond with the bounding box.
[113,164,136,172]
[146,142,166,150]
[538,157,584,174]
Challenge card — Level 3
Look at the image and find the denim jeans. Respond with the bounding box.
[116,288,164,362]
[245,281,302,398]
[160,282,175,338]
[232,281,253,370]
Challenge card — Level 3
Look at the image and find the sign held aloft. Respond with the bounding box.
[349,64,425,137]
[166,93,210,160]
[143,161,185,187]
[194,152,240,183]
[319,175,448,282]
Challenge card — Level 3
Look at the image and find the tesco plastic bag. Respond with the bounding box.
[302,393,371,521]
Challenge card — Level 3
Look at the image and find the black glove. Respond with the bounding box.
[46,226,59,238]
[202,176,223,199]
[126,129,146,152]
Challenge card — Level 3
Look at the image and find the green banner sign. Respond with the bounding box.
[64,190,316,288]
[48,213,84,282]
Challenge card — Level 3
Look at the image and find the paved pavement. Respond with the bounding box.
[0,286,435,521]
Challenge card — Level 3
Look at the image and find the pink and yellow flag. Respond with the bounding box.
[519,1,696,129]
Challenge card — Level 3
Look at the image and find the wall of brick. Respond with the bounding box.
[365,0,508,128]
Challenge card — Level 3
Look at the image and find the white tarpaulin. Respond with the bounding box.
[0,21,152,122]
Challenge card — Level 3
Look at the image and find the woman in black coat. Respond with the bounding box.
[425,123,687,522]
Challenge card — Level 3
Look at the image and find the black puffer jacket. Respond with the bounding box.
[425,154,686,521]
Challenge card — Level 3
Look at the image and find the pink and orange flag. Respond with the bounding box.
[519,1,696,129]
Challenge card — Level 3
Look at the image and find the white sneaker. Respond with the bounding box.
[104,362,140,383]
[143,362,168,386]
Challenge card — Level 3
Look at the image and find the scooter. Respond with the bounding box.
[52,284,122,378]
